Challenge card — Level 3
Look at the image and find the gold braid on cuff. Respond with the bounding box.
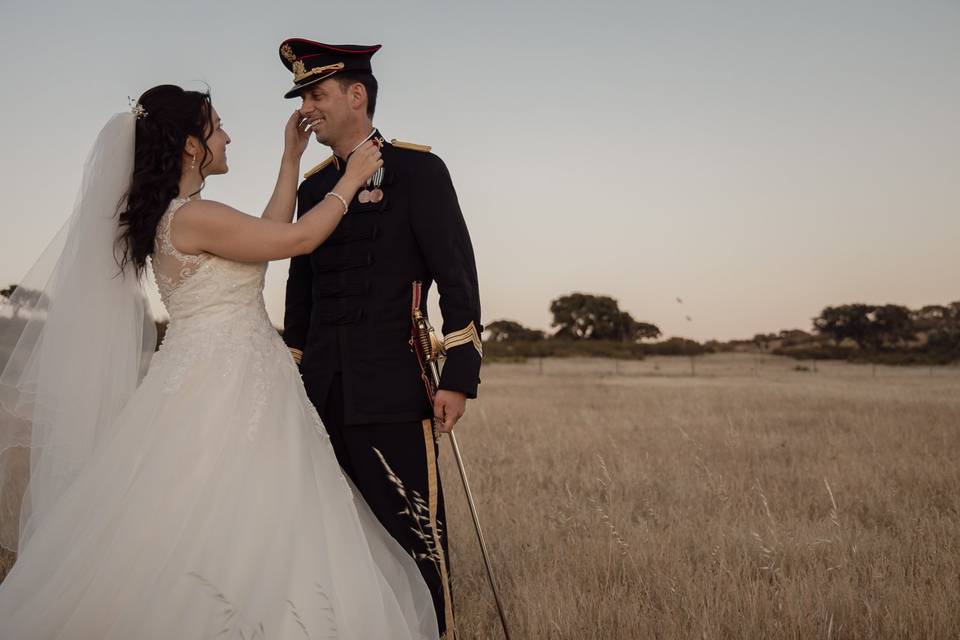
[442,321,483,358]
[288,347,303,365]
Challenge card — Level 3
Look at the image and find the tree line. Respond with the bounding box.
[4,284,959,365]
[484,293,705,360]
[764,303,960,364]
[484,294,960,365]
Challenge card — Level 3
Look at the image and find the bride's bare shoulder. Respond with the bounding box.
[170,200,249,255]
[175,200,249,226]
[177,199,231,215]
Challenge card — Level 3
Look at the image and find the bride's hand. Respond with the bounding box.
[344,141,383,188]
[283,110,311,159]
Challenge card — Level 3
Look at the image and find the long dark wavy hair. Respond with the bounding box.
[117,85,215,277]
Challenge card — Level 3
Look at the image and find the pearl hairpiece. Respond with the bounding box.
[127,96,148,120]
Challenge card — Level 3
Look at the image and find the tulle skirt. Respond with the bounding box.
[0,317,438,639]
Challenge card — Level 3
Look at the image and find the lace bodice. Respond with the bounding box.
[148,198,283,414]
[151,198,267,322]
[152,197,211,303]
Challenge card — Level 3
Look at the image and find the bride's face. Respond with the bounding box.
[201,107,231,176]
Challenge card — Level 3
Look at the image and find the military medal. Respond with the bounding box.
[368,165,385,203]
[345,130,382,205]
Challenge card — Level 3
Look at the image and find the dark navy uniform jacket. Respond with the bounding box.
[283,132,483,425]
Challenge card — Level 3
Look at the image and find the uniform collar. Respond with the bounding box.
[332,128,385,170]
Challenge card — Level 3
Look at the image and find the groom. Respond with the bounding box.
[278,39,483,637]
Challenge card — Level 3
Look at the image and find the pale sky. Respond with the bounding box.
[1,0,958,341]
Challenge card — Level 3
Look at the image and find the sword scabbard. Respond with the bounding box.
[408,281,512,639]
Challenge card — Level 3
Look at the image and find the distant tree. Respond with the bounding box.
[613,311,637,342]
[949,302,960,322]
[0,285,18,318]
[550,293,622,340]
[646,337,707,356]
[864,304,915,350]
[484,320,545,343]
[813,304,874,349]
[0,284,41,319]
[704,339,727,352]
[608,313,661,342]
[927,327,960,356]
[633,321,662,342]
[815,303,915,351]
[647,337,707,375]
[912,305,949,331]
[776,329,813,348]
[923,302,960,358]
[928,303,960,335]
[753,333,777,351]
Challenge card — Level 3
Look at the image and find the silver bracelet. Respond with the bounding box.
[324,191,348,215]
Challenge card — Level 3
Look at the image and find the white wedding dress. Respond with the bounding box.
[0,197,439,639]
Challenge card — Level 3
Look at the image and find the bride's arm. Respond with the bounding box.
[173,142,382,263]
[261,110,311,223]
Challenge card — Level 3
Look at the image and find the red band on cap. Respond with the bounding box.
[282,38,381,54]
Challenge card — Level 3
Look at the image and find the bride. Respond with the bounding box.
[0,84,439,639]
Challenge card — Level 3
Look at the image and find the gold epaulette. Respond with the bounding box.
[390,139,432,153]
[303,155,338,179]
[442,321,483,358]
[288,347,303,365]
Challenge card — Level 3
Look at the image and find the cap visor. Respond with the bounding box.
[282,71,341,99]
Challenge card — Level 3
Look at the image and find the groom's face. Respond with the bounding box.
[299,78,351,146]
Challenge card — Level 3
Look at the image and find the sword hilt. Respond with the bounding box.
[414,312,434,363]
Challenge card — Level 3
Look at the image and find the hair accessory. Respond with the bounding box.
[127,96,148,120]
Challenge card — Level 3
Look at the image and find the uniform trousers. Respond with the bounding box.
[307,373,455,637]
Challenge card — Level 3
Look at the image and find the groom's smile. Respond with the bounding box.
[308,116,327,138]
[297,77,362,149]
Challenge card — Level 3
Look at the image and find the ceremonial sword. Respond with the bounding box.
[409,281,512,640]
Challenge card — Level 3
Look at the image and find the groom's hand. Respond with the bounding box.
[434,389,466,433]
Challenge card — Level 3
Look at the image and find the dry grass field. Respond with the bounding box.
[2,354,958,638]
[441,354,960,639]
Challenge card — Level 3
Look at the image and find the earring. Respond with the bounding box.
[190,155,196,171]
